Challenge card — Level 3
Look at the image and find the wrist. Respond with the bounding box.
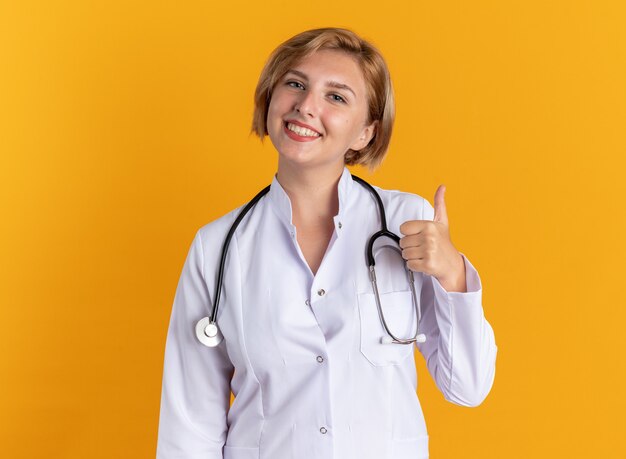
[437,253,467,292]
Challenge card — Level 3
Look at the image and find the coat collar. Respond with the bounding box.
[267,167,355,233]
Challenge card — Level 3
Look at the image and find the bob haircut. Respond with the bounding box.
[251,27,395,171]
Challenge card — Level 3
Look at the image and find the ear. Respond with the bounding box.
[349,120,378,151]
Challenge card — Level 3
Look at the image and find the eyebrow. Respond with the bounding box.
[285,69,357,98]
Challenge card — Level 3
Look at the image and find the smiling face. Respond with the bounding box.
[267,49,377,171]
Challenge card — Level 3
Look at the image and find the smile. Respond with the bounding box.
[285,122,321,138]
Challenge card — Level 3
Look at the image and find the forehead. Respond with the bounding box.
[288,49,367,95]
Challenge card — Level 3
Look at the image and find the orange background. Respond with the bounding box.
[1,1,625,458]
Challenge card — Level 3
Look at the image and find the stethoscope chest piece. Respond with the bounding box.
[195,317,223,347]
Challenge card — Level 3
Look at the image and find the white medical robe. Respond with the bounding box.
[156,167,497,459]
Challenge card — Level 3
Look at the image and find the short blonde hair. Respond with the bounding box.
[251,27,395,171]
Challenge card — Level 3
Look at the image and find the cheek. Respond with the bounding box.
[324,113,350,131]
[337,116,362,139]
[266,102,283,132]
[267,95,290,123]
[267,98,277,119]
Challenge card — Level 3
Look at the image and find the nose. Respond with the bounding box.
[294,89,318,117]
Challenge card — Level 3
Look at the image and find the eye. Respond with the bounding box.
[330,93,347,103]
[286,80,304,90]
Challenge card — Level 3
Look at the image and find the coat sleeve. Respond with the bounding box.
[415,199,497,407]
[156,230,235,459]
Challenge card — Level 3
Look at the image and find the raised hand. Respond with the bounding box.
[399,185,467,292]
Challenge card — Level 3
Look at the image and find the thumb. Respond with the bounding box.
[433,185,449,225]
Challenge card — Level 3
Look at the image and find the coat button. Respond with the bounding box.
[317,289,326,296]
[316,355,324,363]
[320,427,328,434]
[305,299,310,306]
[338,222,342,229]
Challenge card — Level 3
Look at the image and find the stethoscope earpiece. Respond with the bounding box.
[380,334,427,345]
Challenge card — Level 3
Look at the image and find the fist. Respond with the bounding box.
[399,185,466,290]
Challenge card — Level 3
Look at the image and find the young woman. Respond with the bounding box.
[156,27,497,459]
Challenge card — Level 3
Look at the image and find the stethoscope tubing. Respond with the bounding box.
[197,174,426,347]
[210,185,270,324]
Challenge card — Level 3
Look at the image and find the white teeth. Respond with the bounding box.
[287,122,320,137]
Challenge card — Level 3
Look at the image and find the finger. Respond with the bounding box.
[401,246,424,261]
[406,258,430,274]
[399,220,429,236]
[399,233,423,249]
[433,185,449,226]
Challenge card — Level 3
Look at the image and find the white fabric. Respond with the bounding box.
[156,167,497,459]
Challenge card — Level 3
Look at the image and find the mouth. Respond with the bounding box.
[284,120,322,138]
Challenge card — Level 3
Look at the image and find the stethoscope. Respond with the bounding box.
[195,174,426,348]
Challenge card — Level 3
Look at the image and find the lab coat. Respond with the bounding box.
[156,167,497,459]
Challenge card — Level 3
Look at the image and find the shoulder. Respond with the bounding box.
[176,203,248,284]
[366,184,435,222]
[195,203,247,250]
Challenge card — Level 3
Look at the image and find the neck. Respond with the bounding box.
[275,160,344,224]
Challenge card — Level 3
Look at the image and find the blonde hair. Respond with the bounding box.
[251,27,395,171]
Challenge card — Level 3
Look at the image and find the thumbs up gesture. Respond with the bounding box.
[399,185,467,292]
